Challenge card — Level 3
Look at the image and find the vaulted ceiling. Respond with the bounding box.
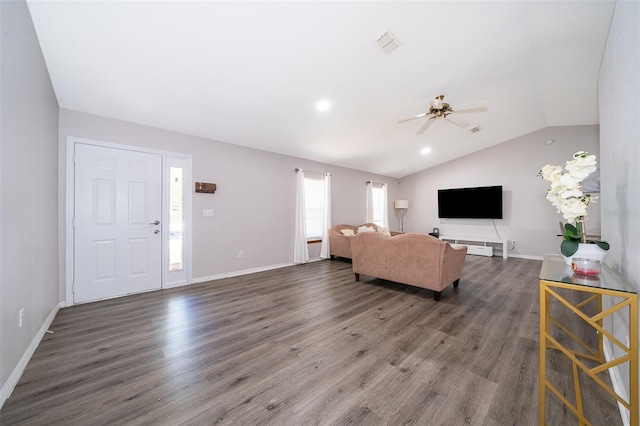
[27,1,615,178]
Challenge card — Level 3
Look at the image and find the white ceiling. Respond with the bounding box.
[27,0,615,178]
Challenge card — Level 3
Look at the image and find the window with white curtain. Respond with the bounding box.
[294,169,331,263]
[304,174,326,239]
[367,182,389,227]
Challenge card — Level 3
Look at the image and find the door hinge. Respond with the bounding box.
[72,218,75,228]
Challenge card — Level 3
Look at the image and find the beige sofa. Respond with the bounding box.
[329,223,399,259]
[349,232,468,301]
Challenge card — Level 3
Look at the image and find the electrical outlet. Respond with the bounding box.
[19,308,24,328]
[238,251,243,258]
[510,240,517,250]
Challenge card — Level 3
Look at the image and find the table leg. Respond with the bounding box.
[539,281,548,425]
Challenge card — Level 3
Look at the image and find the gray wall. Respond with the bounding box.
[0,0,59,401]
[599,0,640,411]
[600,1,640,292]
[396,125,600,258]
[58,109,399,295]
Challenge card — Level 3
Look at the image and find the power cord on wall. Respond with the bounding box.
[492,219,516,251]
[491,219,502,239]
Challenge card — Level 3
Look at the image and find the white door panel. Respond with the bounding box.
[74,143,162,303]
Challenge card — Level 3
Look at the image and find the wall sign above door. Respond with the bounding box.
[195,182,217,194]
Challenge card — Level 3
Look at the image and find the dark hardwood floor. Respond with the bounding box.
[0,256,622,425]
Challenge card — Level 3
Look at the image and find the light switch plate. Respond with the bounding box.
[203,209,214,217]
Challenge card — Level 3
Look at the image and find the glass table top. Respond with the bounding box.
[540,254,638,294]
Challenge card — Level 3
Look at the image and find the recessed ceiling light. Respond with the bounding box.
[421,147,432,155]
[315,100,331,112]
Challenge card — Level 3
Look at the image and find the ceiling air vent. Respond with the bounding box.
[470,126,481,133]
[376,30,401,54]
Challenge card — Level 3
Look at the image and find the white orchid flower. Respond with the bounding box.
[573,151,597,164]
[559,173,581,188]
[539,165,563,182]
[560,198,587,222]
[560,187,583,199]
[566,161,596,179]
[539,151,598,230]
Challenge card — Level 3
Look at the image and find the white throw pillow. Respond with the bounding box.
[357,225,375,233]
[378,226,391,236]
[340,229,355,236]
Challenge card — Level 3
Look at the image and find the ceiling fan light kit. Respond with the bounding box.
[429,95,449,116]
[397,95,487,135]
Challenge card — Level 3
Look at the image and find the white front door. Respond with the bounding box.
[74,143,162,303]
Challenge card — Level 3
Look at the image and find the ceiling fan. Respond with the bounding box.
[397,95,487,135]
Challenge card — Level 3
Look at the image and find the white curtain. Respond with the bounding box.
[381,183,389,228]
[366,181,389,228]
[366,181,374,223]
[293,169,309,264]
[320,173,332,259]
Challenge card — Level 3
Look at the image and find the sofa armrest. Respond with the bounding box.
[441,244,468,286]
[328,226,356,259]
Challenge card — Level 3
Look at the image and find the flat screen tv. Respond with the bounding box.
[438,185,503,219]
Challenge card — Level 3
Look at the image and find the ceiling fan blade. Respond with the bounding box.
[416,118,435,135]
[444,114,470,128]
[451,101,487,113]
[396,112,428,124]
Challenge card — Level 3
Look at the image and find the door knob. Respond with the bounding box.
[149,220,160,225]
[154,230,160,234]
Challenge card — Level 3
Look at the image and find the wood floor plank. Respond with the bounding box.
[0,256,624,425]
[430,370,499,425]
[486,336,539,425]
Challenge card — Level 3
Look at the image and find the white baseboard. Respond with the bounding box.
[0,302,62,410]
[192,262,295,284]
[508,253,544,260]
[162,280,189,290]
[603,337,631,426]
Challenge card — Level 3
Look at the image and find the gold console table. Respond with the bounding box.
[539,254,638,425]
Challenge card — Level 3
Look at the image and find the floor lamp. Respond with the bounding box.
[394,200,409,232]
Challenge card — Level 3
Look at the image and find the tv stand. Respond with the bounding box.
[439,235,508,259]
